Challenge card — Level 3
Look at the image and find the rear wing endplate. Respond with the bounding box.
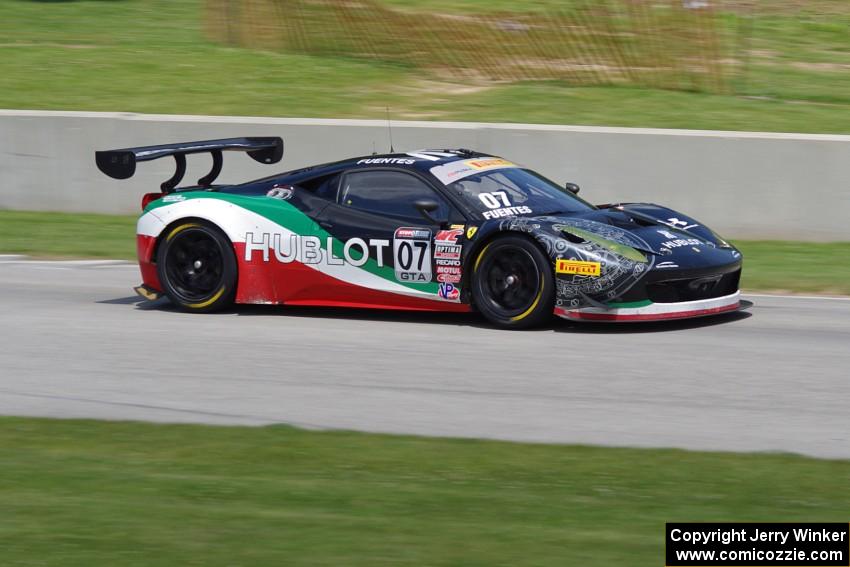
[95,137,283,192]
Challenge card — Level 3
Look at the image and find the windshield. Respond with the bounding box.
[446,168,595,220]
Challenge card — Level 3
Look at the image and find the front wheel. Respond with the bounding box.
[156,221,237,312]
[472,235,554,329]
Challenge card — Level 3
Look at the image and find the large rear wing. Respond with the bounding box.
[95,137,283,192]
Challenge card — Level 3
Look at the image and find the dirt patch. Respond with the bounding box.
[748,49,779,60]
[719,0,850,16]
[791,61,850,72]
[409,78,494,96]
[0,42,97,49]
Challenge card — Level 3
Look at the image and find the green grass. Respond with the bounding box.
[734,241,850,295]
[0,417,848,567]
[1,210,848,294]
[0,210,137,259]
[0,0,849,133]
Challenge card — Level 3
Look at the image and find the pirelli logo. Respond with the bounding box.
[556,260,601,276]
[467,158,513,170]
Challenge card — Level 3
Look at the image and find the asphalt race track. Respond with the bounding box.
[1,256,848,458]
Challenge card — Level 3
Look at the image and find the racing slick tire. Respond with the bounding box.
[472,235,555,329]
[156,220,237,313]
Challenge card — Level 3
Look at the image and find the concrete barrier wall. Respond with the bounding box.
[1,110,848,240]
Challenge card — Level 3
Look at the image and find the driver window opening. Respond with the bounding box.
[340,170,449,223]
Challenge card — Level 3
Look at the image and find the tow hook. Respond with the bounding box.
[133,284,162,301]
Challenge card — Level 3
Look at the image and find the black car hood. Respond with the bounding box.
[531,207,740,270]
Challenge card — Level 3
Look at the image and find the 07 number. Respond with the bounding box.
[478,191,511,209]
[397,240,428,271]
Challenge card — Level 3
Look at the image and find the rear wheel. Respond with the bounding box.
[472,235,554,329]
[156,221,237,312]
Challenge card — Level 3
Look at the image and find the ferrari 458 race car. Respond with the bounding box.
[96,137,743,328]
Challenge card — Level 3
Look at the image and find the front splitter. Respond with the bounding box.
[554,291,742,322]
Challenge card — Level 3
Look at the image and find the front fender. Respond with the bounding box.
[464,217,655,309]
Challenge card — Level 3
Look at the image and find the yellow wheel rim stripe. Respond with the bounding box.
[186,286,226,309]
[166,223,200,242]
[474,243,492,273]
[510,275,544,322]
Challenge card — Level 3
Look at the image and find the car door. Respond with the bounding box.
[309,168,468,306]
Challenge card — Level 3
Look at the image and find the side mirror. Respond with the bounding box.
[414,199,445,225]
[565,182,580,195]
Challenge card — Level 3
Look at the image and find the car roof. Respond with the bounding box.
[280,149,491,180]
[347,149,488,171]
[225,148,507,194]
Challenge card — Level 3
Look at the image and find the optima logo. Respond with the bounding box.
[556,260,601,277]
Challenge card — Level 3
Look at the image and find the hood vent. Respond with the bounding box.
[560,230,587,244]
[605,211,655,229]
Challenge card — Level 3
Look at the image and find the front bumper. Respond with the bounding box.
[554,291,741,322]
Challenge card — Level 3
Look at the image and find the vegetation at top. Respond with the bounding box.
[0,0,849,133]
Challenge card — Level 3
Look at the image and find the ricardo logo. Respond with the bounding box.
[556,260,601,277]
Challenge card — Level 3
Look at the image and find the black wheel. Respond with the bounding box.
[156,220,237,312]
[472,235,554,329]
